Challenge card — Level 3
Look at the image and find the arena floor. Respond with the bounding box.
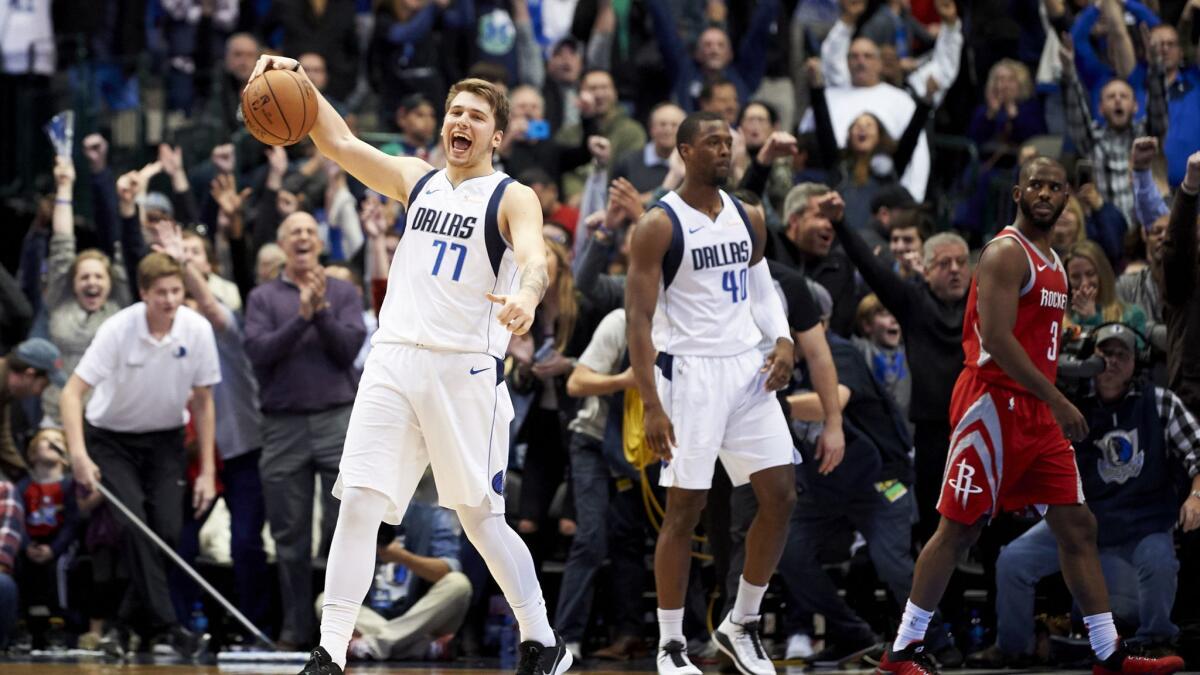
[0,659,1153,674]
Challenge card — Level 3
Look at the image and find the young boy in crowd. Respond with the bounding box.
[853,294,912,425]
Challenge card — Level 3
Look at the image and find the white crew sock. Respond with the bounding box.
[319,487,392,670]
[731,576,768,623]
[658,607,685,647]
[892,600,934,651]
[1083,612,1119,661]
[456,503,555,647]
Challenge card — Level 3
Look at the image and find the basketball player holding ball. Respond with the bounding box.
[870,158,1185,675]
[242,57,571,675]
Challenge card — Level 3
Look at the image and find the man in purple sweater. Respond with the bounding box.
[244,212,367,648]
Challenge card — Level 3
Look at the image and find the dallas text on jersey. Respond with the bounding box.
[409,207,477,239]
[691,241,751,271]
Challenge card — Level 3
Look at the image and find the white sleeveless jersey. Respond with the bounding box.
[374,169,519,358]
[651,190,763,357]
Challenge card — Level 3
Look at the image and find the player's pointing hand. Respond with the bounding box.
[487,291,536,335]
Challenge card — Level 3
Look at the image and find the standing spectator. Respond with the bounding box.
[1160,153,1200,427]
[612,103,685,199]
[645,0,780,110]
[1,340,64,481]
[327,503,471,661]
[886,209,927,282]
[499,86,561,183]
[968,60,1048,153]
[813,0,963,202]
[859,0,934,60]
[155,0,239,112]
[262,0,359,102]
[697,77,741,126]
[1068,0,1159,123]
[542,37,583,132]
[808,59,933,232]
[155,221,270,640]
[1051,196,1088,256]
[41,157,133,427]
[853,294,912,425]
[1062,34,1167,225]
[766,183,861,337]
[975,324,1200,666]
[829,195,970,541]
[554,69,647,201]
[368,0,471,121]
[1120,137,1170,347]
[61,253,219,657]
[1149,25,1200,188]
[243,212,366,648]
[0,478,23,650]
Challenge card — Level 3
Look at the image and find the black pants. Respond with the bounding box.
[86,424,185,631]
[912,419,951,543]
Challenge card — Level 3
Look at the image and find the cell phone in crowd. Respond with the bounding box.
[526,119,551,141]
[1075,160,1094,189]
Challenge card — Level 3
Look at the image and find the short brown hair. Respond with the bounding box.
[855,293,888,335]
[137,252,183,290]
[181,229,220,274]
[69,249,114,284]
[445,78,510,134]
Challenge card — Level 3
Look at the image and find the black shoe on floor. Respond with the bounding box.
[814,634,880,664]
[297,646,344,675]
[516,630,574,675]
[158,625,211,659]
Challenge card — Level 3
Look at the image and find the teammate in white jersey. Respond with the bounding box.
[244,57,570,675]
[627,111,808,675]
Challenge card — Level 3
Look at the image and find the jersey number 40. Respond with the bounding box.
[722,269,748,303]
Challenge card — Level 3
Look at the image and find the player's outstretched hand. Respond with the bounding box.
[762,339,794,391]
[643,405,677,461]
[486,291,536,335]
[1050,394,1089,443]
[814,422,845,475]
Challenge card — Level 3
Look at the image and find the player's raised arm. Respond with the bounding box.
[625,209,676,459]
[489,183,547,335]
[247,55,432,205]
[976,239,1088,440]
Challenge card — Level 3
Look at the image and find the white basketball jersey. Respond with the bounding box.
[374,169,519,358]
[651,190,763,357]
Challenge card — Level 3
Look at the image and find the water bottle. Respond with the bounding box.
[968,609,985,651]
[190,602,208,635]
[499,610,518,669]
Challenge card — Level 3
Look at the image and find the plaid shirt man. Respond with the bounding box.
[1064,62,1168,226]
[0,480,24,572]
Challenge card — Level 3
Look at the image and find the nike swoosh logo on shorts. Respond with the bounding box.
[469,366,491,375]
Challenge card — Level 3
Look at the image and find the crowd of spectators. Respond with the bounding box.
[1,0,1200,667]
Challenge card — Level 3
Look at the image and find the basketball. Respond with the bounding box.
[240,68,318,146]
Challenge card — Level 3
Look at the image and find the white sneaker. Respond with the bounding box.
[657,639,703,675]
[713,614,776,675]
[785,633,814,660]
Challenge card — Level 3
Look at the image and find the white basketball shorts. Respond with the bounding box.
[654,348,796,490]
[334,343,513,523]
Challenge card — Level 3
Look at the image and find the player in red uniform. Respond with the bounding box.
[860,158,1185,675]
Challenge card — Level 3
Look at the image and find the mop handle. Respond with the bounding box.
[92,480,278,651]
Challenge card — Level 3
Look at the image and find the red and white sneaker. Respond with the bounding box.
[874,641,940,675]
[1093,644,1184,675]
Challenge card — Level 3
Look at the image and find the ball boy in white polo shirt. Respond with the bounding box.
[61,252,221,657]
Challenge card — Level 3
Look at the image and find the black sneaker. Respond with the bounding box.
[158,625,211,659]
[97,626,128,659]
[297,646,344,675]
[516,630,574,675]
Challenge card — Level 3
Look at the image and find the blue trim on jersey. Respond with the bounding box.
[407,169,439,220]
[494,356,504,385]
[485,177,516,276]
[657,203,685,290]
[655,352,674,381]
[729,195,757,252]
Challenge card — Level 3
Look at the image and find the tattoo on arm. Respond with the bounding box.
[519,260,549,301]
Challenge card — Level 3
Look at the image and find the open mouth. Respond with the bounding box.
[885,327,901,339]
[451,131,473,153]
[82,287,102,299]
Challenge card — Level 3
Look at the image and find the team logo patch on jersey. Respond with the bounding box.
[1097,428,1144,485]
[492,470,505,495]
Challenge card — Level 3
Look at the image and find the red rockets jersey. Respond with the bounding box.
[962,226,1069,391]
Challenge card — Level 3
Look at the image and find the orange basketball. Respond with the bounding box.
[241,69,318,146]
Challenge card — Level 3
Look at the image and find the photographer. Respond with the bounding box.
[975,324,1200,666]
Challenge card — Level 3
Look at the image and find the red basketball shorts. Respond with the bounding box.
[936,370,1084,524]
